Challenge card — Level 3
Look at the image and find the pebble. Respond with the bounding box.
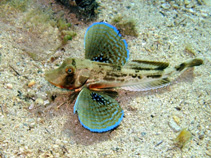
[37,92,47,100]
[168,118,181,132]
[201,12,208,17]
[134,136,141,142]
[173,115,180,125]
[35,98,44,106]
[161,3,171,10]
[27,90,36,98]
[43,100,50,105]
[6,83,13,89]
[198,132,205,140]
[28,80,36,88]
[141,132,146,136]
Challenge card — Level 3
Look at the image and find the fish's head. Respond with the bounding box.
[45,58,87,90]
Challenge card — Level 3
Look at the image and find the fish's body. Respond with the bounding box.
[45,22,203,132]
[45,58,202,92]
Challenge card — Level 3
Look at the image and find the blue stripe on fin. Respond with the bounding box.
[74,87,124,132]
[85,22,121,39]
[78,109,124,133]
[123,39,129,64]
[84,22,129,66]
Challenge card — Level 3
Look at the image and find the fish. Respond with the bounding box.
[45,22,203,133]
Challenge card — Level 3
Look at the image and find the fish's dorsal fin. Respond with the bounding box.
[127,60,169,70]
[74,87,124,132]
[84,22,129,65]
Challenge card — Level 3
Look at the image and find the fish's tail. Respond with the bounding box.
[174,58,203,72]
[164,58,203,81]
[121,58,203,91]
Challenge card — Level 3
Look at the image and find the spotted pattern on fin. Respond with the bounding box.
[84,22,129,65]
[74,88,124,132]
[92,53,110,63]
[91,92,106,105]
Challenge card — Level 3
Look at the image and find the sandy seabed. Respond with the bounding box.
[0,0,210,157]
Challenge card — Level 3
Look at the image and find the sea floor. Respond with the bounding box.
[0,0,210,157]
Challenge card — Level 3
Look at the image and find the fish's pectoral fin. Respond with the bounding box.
[74,87,124,133]
[84,22,129,65]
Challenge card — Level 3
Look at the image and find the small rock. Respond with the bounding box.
[141,132,146,136]
[134,136,141,142]
[37,92,47,100]
[201,12,208,17]
[161,3,171,9]
[28,80,36,88]
[27,90,36,98]
[168,118,181,132]
[28,103,34,110]
[6,83,13,89]
[198,132,205,140]
[173,115,180,125]
[35,98,44,106]
[43,100,50,105]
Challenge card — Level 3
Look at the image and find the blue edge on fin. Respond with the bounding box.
[84,22,129,62]
[74,95,124,133]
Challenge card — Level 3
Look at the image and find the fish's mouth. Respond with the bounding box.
[47,80,77,90]
[47,80,63,88]
[45,69,66,88]
[45,70,77,90]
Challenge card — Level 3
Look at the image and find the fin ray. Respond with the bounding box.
[121,78,170,91]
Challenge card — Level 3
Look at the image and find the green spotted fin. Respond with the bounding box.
[84,22,129,65]
[74,87,124,132]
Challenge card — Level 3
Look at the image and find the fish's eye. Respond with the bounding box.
[65,67,74,74]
